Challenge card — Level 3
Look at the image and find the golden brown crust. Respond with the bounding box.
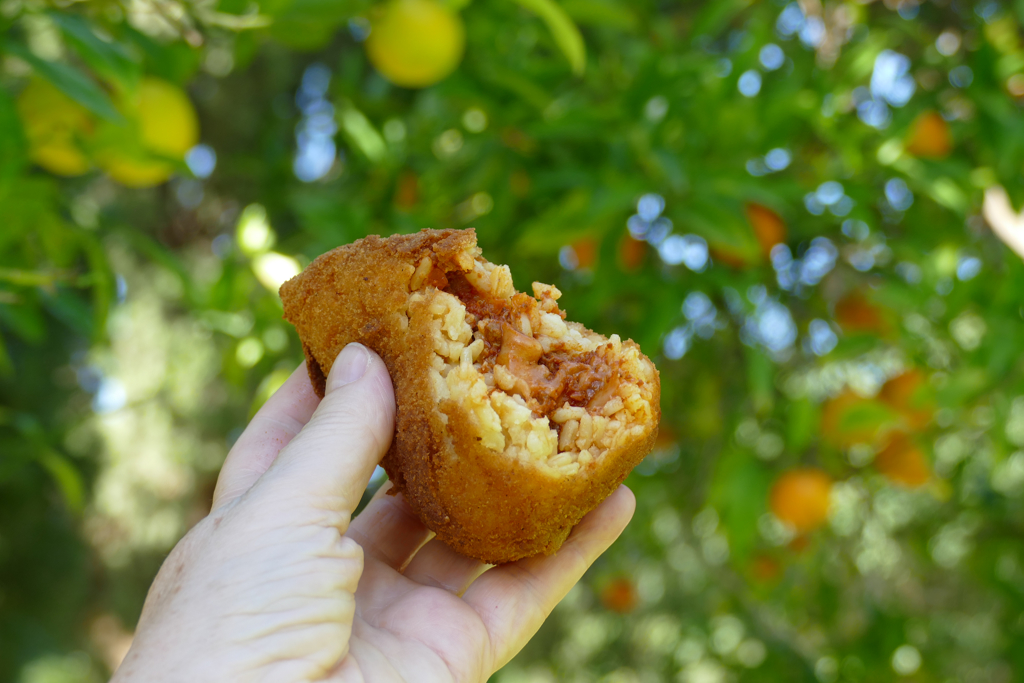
[281,228,660,564]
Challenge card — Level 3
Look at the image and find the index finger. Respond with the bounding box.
[462,485,636,672]
[211,363,320,510]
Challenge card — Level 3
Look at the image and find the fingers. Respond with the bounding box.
[462,486,636,671]
[258,344,397,518]
[211,363,320,511]
[401,540,488,595]
[983,185,1024,258]
[346,483,432,571]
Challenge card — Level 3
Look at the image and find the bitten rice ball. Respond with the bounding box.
[281,229,660,564]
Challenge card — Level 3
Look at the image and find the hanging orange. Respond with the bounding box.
[820,390,898,449]
[745,203,787,258]
[618,234,646,271]
[874,433,930,487]
[365,0,465,88]
[16,79,94,176]
[905,111,952,159]
[94,77,199,188]
[769,468,832,533]
[572,237,598,270]
[394,171,419,210]
[750,554,782,582]
[600,577,638,613]
[709,244,754,269]
[834,293,889,336]
[879,369,935,431]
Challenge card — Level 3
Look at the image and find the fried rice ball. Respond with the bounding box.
[280,229,660,564]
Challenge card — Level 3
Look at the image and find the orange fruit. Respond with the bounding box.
[16,79,95,176]
[905,110,952,159]
[600,577,638,613]
[365,0,465,88]
[572,238,597,270]
[834,293,889,336]
[94,77,199,187]
[394,171,419,209]
[769,468,832,533]
[709,244,754,269]
[750,554,781,582]
[788,534,811,554]
[820,390,898,449]
[618,234,646,271]
[879,369,934,431]
[874,433,930,487]
[745,203,786,257]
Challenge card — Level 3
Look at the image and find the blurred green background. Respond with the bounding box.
[3,0,1024,680]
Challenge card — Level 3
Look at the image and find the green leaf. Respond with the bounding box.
[512,0,586,75]
[0,301,46,344]
[262,0,365,19]
[4,42,124,122]
[121,26,203,83]
[786,398,818,454]
[37,447,85,514]
[266,0,364,49]
[561,0,637,30]
[707,447,771,562]
[80,234,114,344]
[690,0,754,38]
[40,288,95,338]
[112,224,198,305]
[338,101,388,164]
[0,331,13,377]
[745,347,774,414]
[193,9,273,30]
[515,189,592,250]
[0,87,27,181]
[476,63,551,109]
[48,12,141,90]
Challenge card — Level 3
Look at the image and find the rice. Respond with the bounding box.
[411,248,658,476]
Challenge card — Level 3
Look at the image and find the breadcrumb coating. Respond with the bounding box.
[281,229,660,564]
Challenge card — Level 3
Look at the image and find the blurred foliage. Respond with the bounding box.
[3,0,1024,681]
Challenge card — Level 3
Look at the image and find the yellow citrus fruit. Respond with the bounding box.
[769,468,832,533]
[95,77,199,188]
[16,79,95,176]
[874,433,930,487]
[365,0,465,88]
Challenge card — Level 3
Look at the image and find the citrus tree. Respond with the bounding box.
[2,0,1024,682]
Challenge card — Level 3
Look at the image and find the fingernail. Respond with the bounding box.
[330,343,370,390]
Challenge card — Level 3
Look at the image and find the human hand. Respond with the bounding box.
[113,343,636,683]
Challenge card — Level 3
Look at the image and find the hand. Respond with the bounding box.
[113,343,635,683]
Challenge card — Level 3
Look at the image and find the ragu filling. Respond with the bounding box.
[442,270,619,417]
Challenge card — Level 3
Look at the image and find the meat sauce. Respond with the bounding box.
[443,270,619,416]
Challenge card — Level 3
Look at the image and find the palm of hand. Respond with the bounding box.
[113,351,633,683]
[345,530,494,682]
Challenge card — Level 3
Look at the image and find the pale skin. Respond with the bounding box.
[113,343,636,683]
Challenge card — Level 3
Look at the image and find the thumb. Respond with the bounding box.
[259,343,396,516]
